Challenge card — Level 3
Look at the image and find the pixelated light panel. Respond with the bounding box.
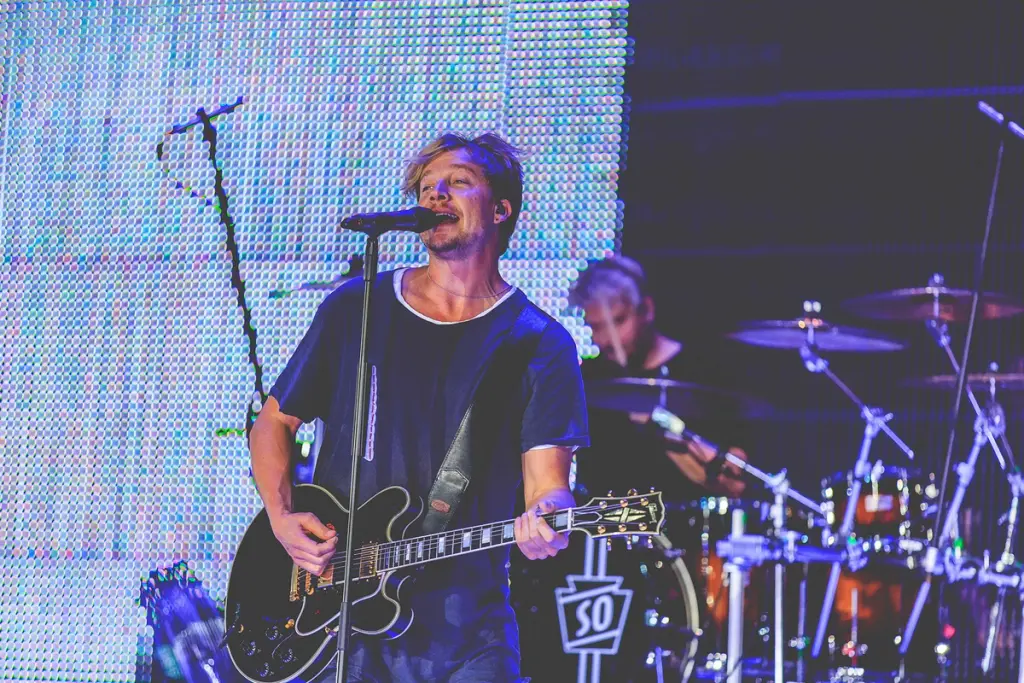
[0,1,627,680]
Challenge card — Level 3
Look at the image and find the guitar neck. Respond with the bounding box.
[364,509,572,575]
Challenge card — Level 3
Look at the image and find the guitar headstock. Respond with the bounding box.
[574,489,665,539]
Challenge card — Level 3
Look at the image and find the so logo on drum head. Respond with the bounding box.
[555,572,633,654]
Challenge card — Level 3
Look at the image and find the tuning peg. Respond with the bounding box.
[650,486,656,492]
[628,488,638,496]
[607,490,614,496]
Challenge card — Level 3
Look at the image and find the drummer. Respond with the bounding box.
[568,256,748,499]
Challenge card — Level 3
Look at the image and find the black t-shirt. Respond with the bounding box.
[575,350,748,503]
[269,268,589,653]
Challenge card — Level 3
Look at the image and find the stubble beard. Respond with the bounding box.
[421,225,481,260]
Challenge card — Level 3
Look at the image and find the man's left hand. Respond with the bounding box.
[515,498,570,560]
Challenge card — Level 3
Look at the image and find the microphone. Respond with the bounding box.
[978,101,1024,142]
[165,97,245,135]
[339,206,446,237]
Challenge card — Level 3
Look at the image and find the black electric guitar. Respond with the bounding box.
[224,484,665,683]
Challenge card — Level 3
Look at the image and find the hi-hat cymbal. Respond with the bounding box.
[727,319,906,352]
[585,377,775,418]
[843,286,1024,322]
[901,372,1024,392]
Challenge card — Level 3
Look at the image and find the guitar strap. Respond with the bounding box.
[419,300,550,534]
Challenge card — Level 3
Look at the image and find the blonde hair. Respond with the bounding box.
[402,133,524,254]
[568,256,649,310]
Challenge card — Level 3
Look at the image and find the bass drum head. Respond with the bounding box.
[510,531,700,683]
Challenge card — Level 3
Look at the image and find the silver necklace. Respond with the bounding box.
[425,270,512,300]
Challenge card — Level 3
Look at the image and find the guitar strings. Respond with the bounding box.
[293,503,655,586]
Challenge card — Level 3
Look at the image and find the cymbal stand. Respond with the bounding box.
[925,279,1016,472]
[900,399,1006,659]
[922,302,1022,673]
[800,340,916,661]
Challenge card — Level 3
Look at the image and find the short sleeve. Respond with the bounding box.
[268,290,348,423]
[521,320,590,453]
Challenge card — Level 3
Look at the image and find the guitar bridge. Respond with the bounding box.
[317,562,335,589]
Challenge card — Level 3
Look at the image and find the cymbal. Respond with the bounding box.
[585,377,775,418]
[727,319,906,352]
[843,286,1024,322]
[901,372,1024,392]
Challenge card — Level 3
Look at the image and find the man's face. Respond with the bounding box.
[416,148,509,258]
[583,297,654,366]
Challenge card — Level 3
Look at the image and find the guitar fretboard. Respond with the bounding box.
[370,511,570,574]
[291,492,663,595]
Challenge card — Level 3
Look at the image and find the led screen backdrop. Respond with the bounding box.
[0,1,629,679]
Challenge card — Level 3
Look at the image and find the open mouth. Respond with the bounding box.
[433,211,459,224]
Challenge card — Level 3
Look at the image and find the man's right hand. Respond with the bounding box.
[269,511,338,576]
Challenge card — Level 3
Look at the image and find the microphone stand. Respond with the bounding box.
[900,106,1006,660]
[334,233,379,683]
[156,100,265,440]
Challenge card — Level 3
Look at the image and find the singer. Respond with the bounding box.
[248,132,589,682]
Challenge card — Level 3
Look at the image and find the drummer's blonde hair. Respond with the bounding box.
[568,256,649,310]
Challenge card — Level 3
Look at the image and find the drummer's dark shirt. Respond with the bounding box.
[575,348,750,503]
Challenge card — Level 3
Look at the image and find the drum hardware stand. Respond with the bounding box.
[798,327,916,662]
[651,405,837,683]
[900,398,1006,664]
[791,575,808,682]
[922,545,1024,683]
[925,282,1016,472]
[976,467,1024,676]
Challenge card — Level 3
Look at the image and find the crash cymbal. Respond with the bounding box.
[585,377,775,418]
[901,372,1024,392]
[843,286,1024,322]
[727,319,906,352]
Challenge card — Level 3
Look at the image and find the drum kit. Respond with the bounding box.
[514,273,1024,683]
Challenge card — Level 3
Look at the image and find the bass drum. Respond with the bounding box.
[511,531,700,683]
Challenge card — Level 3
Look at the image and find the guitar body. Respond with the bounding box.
[225,483,664,683]
[225,485,422,683]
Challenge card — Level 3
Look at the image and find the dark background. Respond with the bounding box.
[619,2,1024,679]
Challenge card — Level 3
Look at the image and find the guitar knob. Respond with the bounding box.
[243,640,259,657]
[278,647,295,663]
[258,662,273,677]
[265,624,282,641]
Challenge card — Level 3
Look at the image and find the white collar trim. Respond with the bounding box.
[393,268,517,325]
